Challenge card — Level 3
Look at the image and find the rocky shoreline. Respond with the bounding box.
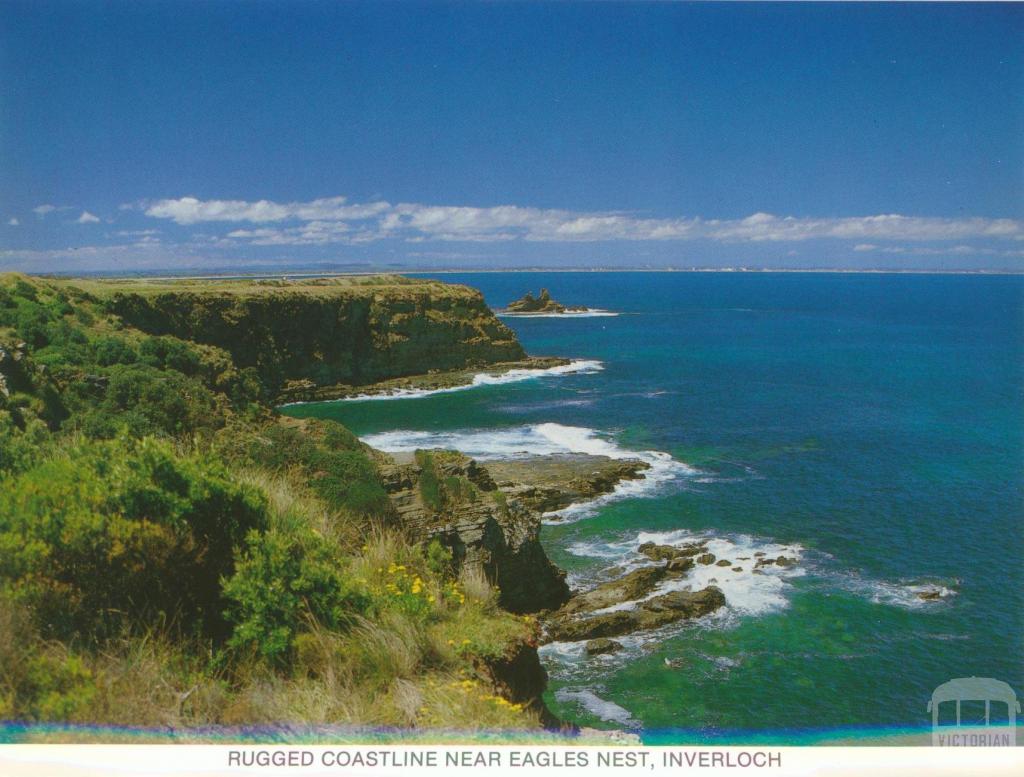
[278,355,572,403]
[542,540,733,648]
[372,440,730,730]
[377,449,650,613]
[484,454,650,515]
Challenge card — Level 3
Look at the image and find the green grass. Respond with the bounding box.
[37,273,465,299]
[0,272,544,738]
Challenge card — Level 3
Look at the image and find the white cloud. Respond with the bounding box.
[133,194,1024,248]
[114,228,160,237]
[6,218,18,226]
[76,211,101,224]
[142,195,390,225]
[32,204,58,216]
[848,242,1024,258]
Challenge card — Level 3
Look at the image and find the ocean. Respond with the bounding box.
[282,271,1024,742]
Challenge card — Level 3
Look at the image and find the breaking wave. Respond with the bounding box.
[553,688,639,728]
[361,422,695,519]
[566,528,806,620]
[282,359,604,404]
[499,309,619,318]
[830,573,958,610]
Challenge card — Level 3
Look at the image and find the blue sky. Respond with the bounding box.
[1,1,1022,273]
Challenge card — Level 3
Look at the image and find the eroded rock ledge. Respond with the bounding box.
[378,450,649,614]
[542,540,727,644]
[485,454,649,515]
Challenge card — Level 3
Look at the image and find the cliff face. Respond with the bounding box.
[379,450,572,614]
[100,277,525,400]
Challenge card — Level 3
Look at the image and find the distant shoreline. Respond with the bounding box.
[30,267,1024,282]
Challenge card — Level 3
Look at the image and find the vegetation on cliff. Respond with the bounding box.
[0,273,548,738]
[81,275,526,402]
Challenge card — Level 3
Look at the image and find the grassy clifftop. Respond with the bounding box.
[66,275,526,401]
[0,272,552,740]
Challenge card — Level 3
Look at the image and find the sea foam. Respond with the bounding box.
[552,688,639,728]
[567,528,806,620]
[283,359,604,405]
[830,573,958,610]
[361,422,695,519]
[498,308,619,318]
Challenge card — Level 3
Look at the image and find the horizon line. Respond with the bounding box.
[13,266,1024,282]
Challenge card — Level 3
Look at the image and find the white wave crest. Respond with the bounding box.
[531,424,696,523]
[499,308,619,318]
[285,359,604,404]
[362,423,695,515]
[832,574,958,610]
[567,528,806,618]
[553,688,639,727]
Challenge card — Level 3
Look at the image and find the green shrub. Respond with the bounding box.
[21,652,97,721]
[73,364,223,438]
[139,335,203,375]
[15,305,51,348]
[0,410,51,475]
[306,449,389,515]
[444,475,478,505]
[414,451,478,513]
[425,538,454,579]
[225,420,389,517]
[0,436,268,642]
[93,336,138,366]
[223,524,371,666]
[415,451,443,511]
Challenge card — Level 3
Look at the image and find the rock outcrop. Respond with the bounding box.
[505,288,586,314]
[485,454,649,515]
[637,541,707,562]
[378,450,571,613]
[0,340,67,428]
[545,587,726,643]
[377,450,655,615]
[558,566,668,616]
[541,537,728,645]
[282,355,570,403]
[585,638,623,656]
[473,638,564,729]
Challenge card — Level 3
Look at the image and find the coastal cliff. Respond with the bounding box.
[98,276,527,401]
[379,450,571,614]
[2,272,628,739]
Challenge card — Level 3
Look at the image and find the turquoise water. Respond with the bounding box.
[284,272,1024,741]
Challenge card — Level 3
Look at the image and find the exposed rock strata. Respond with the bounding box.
[541,536,728,645]
[472,638,564,729]
[545,588,726,643]
[378,451,652,615]
[558,566,669,616]
[102,276,530,402]
[379,450,567,613]
[485,454,649,515]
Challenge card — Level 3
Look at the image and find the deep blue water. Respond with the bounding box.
[285,271,1024,740]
